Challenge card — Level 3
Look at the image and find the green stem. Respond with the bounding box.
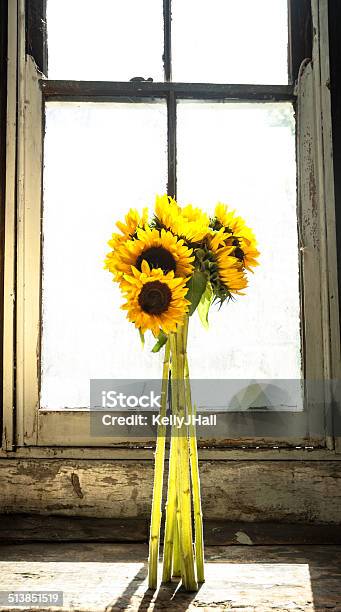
[184,318,205,583]
[188,401,205,582]
[173,328,198,591]
[172,506,182,577]
[148,340,170,589]
[162,334,182,582]
[162,426,178,582]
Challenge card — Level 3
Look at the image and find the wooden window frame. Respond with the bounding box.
[1,0,340,457]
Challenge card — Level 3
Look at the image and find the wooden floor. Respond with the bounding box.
[0,543,341,611]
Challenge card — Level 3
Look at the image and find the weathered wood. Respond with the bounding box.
[0,542,341,611]
[205,520,341,546]
[0,515,148,543]
[40,80,296,101]
[329,0,341,370]
[1,459,341,524]
[16,51,43,447]
[297,58,328,442]
[0,0,7,446]
[25,0,47,76]
[1,515,341,546]
[287,0,312,83]
[1,445,341,461]
[2,0,18,451]
[310,0,341,450]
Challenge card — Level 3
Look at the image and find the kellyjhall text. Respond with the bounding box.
[101,414,217,428]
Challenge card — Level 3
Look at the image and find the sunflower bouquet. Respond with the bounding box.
[105,195,259,591]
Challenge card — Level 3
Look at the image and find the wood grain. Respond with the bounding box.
[1,459,341,523]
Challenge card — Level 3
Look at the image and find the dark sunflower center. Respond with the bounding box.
[138,281,172,315]
[234,247,244,261]
[136,247,176,273]
[211,220,223,231]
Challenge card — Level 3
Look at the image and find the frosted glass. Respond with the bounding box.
[172,0,288,84]
[177,101,301,380]
[41,102,167,409]
[46,0,164,81]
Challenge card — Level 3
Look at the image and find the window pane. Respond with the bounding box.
[46,0,164,81]
[172,0,288,84]
[41,102,167,409]
[177,101,300,380]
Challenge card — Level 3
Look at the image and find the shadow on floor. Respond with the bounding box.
[102,545,341,611]
[104,564,202,612]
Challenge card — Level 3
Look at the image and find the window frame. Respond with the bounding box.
[2,0,340,454]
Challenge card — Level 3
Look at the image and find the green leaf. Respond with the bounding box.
[197,281,213,329]
[152,330,168,353]
[138,329,145,348]
[187,271,207,316]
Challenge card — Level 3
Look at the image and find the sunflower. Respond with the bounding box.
[210,203,260,272]
[225,235,260,272]
[104,208,149,272]
[108,227,194,288]
[111,207,148,246]
[212,203,247,236]
[154,194,210,243]
[208,237,248,302]
[154,194,181,230]
[121,261,190,335]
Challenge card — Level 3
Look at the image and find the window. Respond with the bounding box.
[2,0,339,451]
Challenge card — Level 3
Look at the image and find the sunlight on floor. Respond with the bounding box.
[0,545,321,611]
